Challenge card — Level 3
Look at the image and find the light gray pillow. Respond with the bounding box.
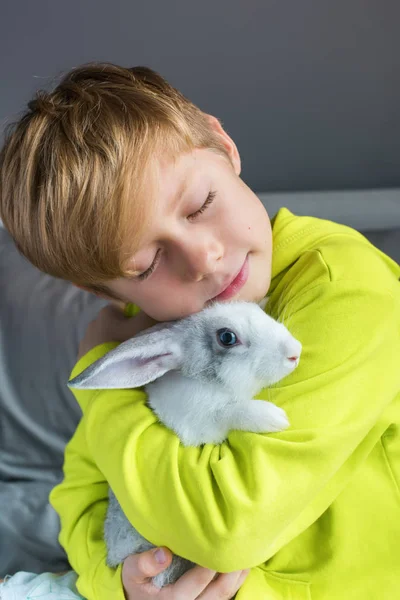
[361,228,400,264]
[0,224,107,575]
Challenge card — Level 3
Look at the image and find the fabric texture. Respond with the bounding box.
[50,207,400,600]
[0,571,83,600]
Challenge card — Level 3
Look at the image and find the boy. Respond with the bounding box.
[0,62,399,600]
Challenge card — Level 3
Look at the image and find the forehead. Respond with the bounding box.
[207,301,258,320]
[132,149,217,235]
[152,150,198,210]
[150,146,230,201]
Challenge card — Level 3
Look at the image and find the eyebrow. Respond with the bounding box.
[171,171,193,211]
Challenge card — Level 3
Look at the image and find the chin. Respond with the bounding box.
[246,282,271,305]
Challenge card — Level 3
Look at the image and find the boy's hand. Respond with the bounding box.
[122,547,250,599]
[76,304,158,361]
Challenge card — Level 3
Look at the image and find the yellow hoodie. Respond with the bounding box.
[50,208,400,600]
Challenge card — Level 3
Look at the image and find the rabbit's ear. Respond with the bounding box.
[68,327,182,390]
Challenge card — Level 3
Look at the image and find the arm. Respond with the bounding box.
[50,342,249,600]
[69,281,398,572]
[50,343,127,600]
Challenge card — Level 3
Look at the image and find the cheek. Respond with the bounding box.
[219,198,249,236]
[148,298,200,321]
[231,205,262,244]
[138,278,201,320]
[248,199,271,241]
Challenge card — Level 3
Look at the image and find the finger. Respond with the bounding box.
[167,565,218,599]
[123,547,173,585]
[197,569,250,599]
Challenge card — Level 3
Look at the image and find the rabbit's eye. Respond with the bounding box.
[217,328,238,347]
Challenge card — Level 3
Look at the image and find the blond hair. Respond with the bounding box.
[0,62,231,300]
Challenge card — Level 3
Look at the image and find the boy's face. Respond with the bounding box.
[103,120,273,322]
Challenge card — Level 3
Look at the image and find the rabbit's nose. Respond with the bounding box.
[287,354,300,369]
[283,338,302,363]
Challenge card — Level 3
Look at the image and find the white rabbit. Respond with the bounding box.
[68,298,302,588]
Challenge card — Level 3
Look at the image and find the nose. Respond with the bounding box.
[283,339,302,364]
[180,236,224,281]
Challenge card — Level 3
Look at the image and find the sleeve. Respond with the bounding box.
[50,343,127,600]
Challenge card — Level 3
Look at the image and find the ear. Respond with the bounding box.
[203,113,241,176]
[68,325,183,389]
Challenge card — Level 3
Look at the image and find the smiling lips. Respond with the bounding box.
[211,255,249,301]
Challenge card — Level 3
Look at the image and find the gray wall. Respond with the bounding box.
[1,0,400,193]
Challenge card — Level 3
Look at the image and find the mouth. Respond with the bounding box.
[211,255,249,302]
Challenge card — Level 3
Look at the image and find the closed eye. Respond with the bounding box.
[137,190,217,281]
[187,190,217,220]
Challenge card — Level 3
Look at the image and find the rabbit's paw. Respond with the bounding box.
[248,399,290,433]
